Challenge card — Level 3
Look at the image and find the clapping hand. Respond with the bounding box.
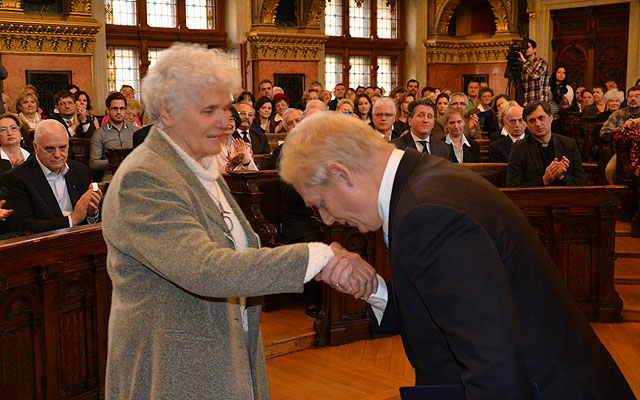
[543,156,570,185]
[315,242,378,301]
[0,200,13,219]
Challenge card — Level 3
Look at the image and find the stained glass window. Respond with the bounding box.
[325,54,343,93]
[147,47,165,68]
[376,56,397,94]
[107,46,140,96]
[224,48,241,72]
[186,0,215,29]
[376,0,397,39]
[325,0,342,36]
[147,0,176,28]
[349,0,370,38]
[348,55,370,88]
[105,0,136,25]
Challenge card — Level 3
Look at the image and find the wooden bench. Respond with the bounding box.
[614,138,640,236]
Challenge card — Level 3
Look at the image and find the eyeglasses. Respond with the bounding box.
[373,113,395,118]
[0,125,20,134]
[110,106,126,111]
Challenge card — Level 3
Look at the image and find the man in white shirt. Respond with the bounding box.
[278,111,633,399]
[488,102,527,163]
[390,98,450,159]
[49,90,95,138]
[0,119,102,234]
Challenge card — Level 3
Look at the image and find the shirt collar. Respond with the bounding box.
[410,131,429,144]
[445,133,470,147]
[106,121,129,131]
[377,149,404,235]
[35,154,69,177]
[510,132,526,142]
[155,127,220,182]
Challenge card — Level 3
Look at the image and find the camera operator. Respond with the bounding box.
[517,39,550,105]
[549,65,574,134]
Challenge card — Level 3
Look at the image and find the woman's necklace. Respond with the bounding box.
[211,182,234,233]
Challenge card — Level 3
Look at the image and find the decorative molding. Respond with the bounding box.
[488,0,510,32]
[424,40,516,64]
[434,0,447,19]
[436,0,461,34]
[70,0,91,15]
[247,33,327,61]
[305,0,324,28]
[259,0,280,25]
[0,19,99,55]
[0,0,21,11]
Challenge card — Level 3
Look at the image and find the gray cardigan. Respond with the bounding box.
[102,127,309,399]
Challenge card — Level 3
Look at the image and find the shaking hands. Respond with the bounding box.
[316,242,378,301]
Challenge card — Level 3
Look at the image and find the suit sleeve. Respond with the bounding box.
[367,278,401,336]
[507,142,543,187]
[488,141,503,163]
[1,171,70,233]
[562,139,586,186]
[469,141,482,162]
[76,120,96,139]
[397,207,534,399]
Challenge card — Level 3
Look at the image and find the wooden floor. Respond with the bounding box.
[262,222,640,399]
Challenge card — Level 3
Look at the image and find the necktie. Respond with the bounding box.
[66,119,73,127]
[241,131,250,143]
[418,140,429,154]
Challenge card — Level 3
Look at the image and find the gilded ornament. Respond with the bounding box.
[260,0,280,25]
[425,40,513,64]
[306,0,325,27]
[0,0,21,10]
[71,0,91,14]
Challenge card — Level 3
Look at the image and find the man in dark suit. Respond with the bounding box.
[279,112,634,399]
[328,83,345,111]
[48,90,96,138]
[507,100,586,187]
[0,120,102,234]
[391,98,450,160]
[370,97,401,142]
[488,102,527,163]
[232,102,271,154]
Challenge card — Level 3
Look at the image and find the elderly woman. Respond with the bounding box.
[0,113,30,168]
[16,91,42,130]
[216,106,257,173]
[597,89,625,123]
[336,98,355,116]
[272,93,290,131]
[101,43,376,399]
[443,108,481,163]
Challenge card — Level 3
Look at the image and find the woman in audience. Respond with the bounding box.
[252,96,277,133]
[431,93,450,139]
[597,88,625,123]
[216,106,257,173]
[549,65,574,134]
[486,94,510,141]
[2,94,13,114]
[475,87,494,132]
[389,87,406,103]
[236,90,255,106]
[74,91,101,128]
[581,89,595,113]
[100,43,359,399]
[394,92,415,133]
[272,93,290,132]
[354,93,372,123]
[124,98,143,128]
[345,87,357,102]
[336,98,355,115]
[443,108,481,163]
[0,113,30,168]
[16,91,42,130]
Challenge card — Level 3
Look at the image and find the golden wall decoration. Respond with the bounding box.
[70,0,92,15]
[247,33,327,61]
[305,0,325,28]
[436,0,461,33]
[435,0,512,34]
[0,0,21,11]
[0,19,99,54]
[425,40,515,64]
[488,0,509,32]
[259,0,280,25]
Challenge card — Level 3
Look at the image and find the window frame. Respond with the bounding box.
[325,0,405,90]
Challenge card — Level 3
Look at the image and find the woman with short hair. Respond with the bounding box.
[443,108,481,163]
[0,113,30,168]
[16,91,42,131]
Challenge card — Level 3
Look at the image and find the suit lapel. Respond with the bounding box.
[65,165,83,207]
[28,157,63,217]
[388,149,423,250]
[404,134,417,150]
[551,134,565,160]
[526,136,544,174]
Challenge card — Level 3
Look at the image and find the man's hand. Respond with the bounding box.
[76,103,88,124]
[468,113,479,130]
[542,157,569,185]
[315,242,378,300]
[70,185,103,225]
[0,200,13,219]
[623,118,640,129]
[517,51,527,63]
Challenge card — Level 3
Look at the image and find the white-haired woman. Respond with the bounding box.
[101,43,375,400]
[597,89,625,123]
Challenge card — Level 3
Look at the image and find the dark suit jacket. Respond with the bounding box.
[233,128,271,155]
[369,122,401,141]
[0,159,10,175]
[391,132,451,160]
[48,113,96,139]
[133,124,153,148]
[444,136,481,163]
[0,156,92,233]
[507,133,586,187]
[488,135,521,163]
[369,149,633,399]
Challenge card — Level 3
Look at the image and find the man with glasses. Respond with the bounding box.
[49,90,95,138]
[90,92,137,177]
[0,119,101,234]
[371,97,400,141]
[233,102,271,155]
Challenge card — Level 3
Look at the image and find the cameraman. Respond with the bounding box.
[549,65,574,134]
[518,39,550,105]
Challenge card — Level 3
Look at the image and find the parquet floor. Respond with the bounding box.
[263,222,640,399]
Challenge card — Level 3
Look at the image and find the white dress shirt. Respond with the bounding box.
[444,134,471,163]
[410,131,430,153]
[35,155,75,227]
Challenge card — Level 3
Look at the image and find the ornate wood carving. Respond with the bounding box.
[247,32,327,61]
[0,0,21,11]
[425,39,514,64]
[305,0,325,28]
[436,0,461,34]
[487,0,509,32]
[70,0,91,15]
[260,0,280,25]
[0,19,100,54]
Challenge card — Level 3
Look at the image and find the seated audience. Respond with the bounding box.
[0,114,30,168]
[74,91,101,129]
[597,88,624,123]
[304,99,327,116]
[236,90,255,106]
[548,65,574,134]
[354,94,372,123]
[605,80,618,91]
[251,96,277,133]
[391,98,451,160]
[125,98,143,129]
[215,106,257,174]
[583,86,606,118]
[336,98,355,115]
[371,97,400,142]
[119,84,136,100]
[90,92,137,175]
[443,108,481,163]
[301,87,320,108]
[232,102,271,154]
[489,102,527,163]
[1,93,12,114]
[507,100,586,187]
[486,94,511,141]
[475,87,494,131]
[394,92,414,134]
[49,90,95,138]
[580,89,595,113]
[406,79,419,97]
[328,83,346,110]
[16,91,42,130]
[258,79,274,99]
[571,86,586,111]
[273,86,284,96]
[466,79,480,109]
[0,119,101,233]
[449,92,482,139]
[432,93,449,139]
[272,93,290,129]
[345,87,357,102]
[389,87,406,103]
